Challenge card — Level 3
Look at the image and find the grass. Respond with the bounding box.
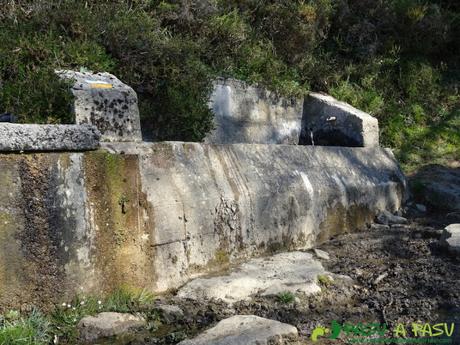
[0,287,155,345]
[277,291,296,304]
[0,310,51,345]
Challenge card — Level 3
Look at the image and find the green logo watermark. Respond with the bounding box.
[311,321,455,344]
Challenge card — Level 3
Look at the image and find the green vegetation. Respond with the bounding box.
[317,274,333,288]
[0,0,458,170]
[0,310,51,345]
[277,291,296,304]
[0,287,155,344]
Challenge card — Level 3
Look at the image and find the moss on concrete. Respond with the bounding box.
[83,151,156,295]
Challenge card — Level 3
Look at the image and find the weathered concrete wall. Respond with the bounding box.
[0,124,100,152]
[0,152,154,310]
[57,70,142,142]
[206,79,304,144]
[301,93,379,147]
[0,143,406,309]
[206,80,380,147]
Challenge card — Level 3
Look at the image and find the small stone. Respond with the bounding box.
[77,312,146,342]
[370,223,390,231]
[314,248,330,260]
[375,210,408,225]
[177,315,298,345]
[416,204,427,213]
[373,273,388,285]
[440,224,460,256]
[390,224,411,229]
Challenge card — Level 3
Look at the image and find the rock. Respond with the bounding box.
[373,272,388,285]
[440,224,460,256]
[57,70,142,142]
[177,315,298,345]
[390,224,411,229]
[415,204,427,213]
[314,248,330,260]
[0,123,100,152]
[177,252,325,304]
[370,223,390,231]
[301,92,379,147]
[155,304,184,323]
[0,112,16,123]
[206,78,303,144]
[410,164,460,212]
[375,210,408,225]
[77,312,146,342]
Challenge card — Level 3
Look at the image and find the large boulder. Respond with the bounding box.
[57,70,142,142]
[178,315,299,345]
[0,123,100,152]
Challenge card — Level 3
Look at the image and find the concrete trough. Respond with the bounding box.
[0,142,406,309]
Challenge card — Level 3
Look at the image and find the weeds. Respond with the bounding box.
[0,287,155,344]
[277,291,296,304]
[317,274,333,288]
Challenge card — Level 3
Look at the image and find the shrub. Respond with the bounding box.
[0,0,458,168]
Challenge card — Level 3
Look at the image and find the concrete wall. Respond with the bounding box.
[206,79,380,147]
[0,143,406,309]
[206,79,304,144]
[301,93,379,147]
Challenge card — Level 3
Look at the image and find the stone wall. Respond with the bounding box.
[0,143,406,309]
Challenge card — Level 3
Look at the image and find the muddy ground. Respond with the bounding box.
[119,212,460,345]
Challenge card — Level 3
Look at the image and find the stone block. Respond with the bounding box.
[301,92,379,147]
[57,70,142,142]
[440,224,460,256]
[0,123,100,152]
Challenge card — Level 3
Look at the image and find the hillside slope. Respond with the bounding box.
[0,0,458,171]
